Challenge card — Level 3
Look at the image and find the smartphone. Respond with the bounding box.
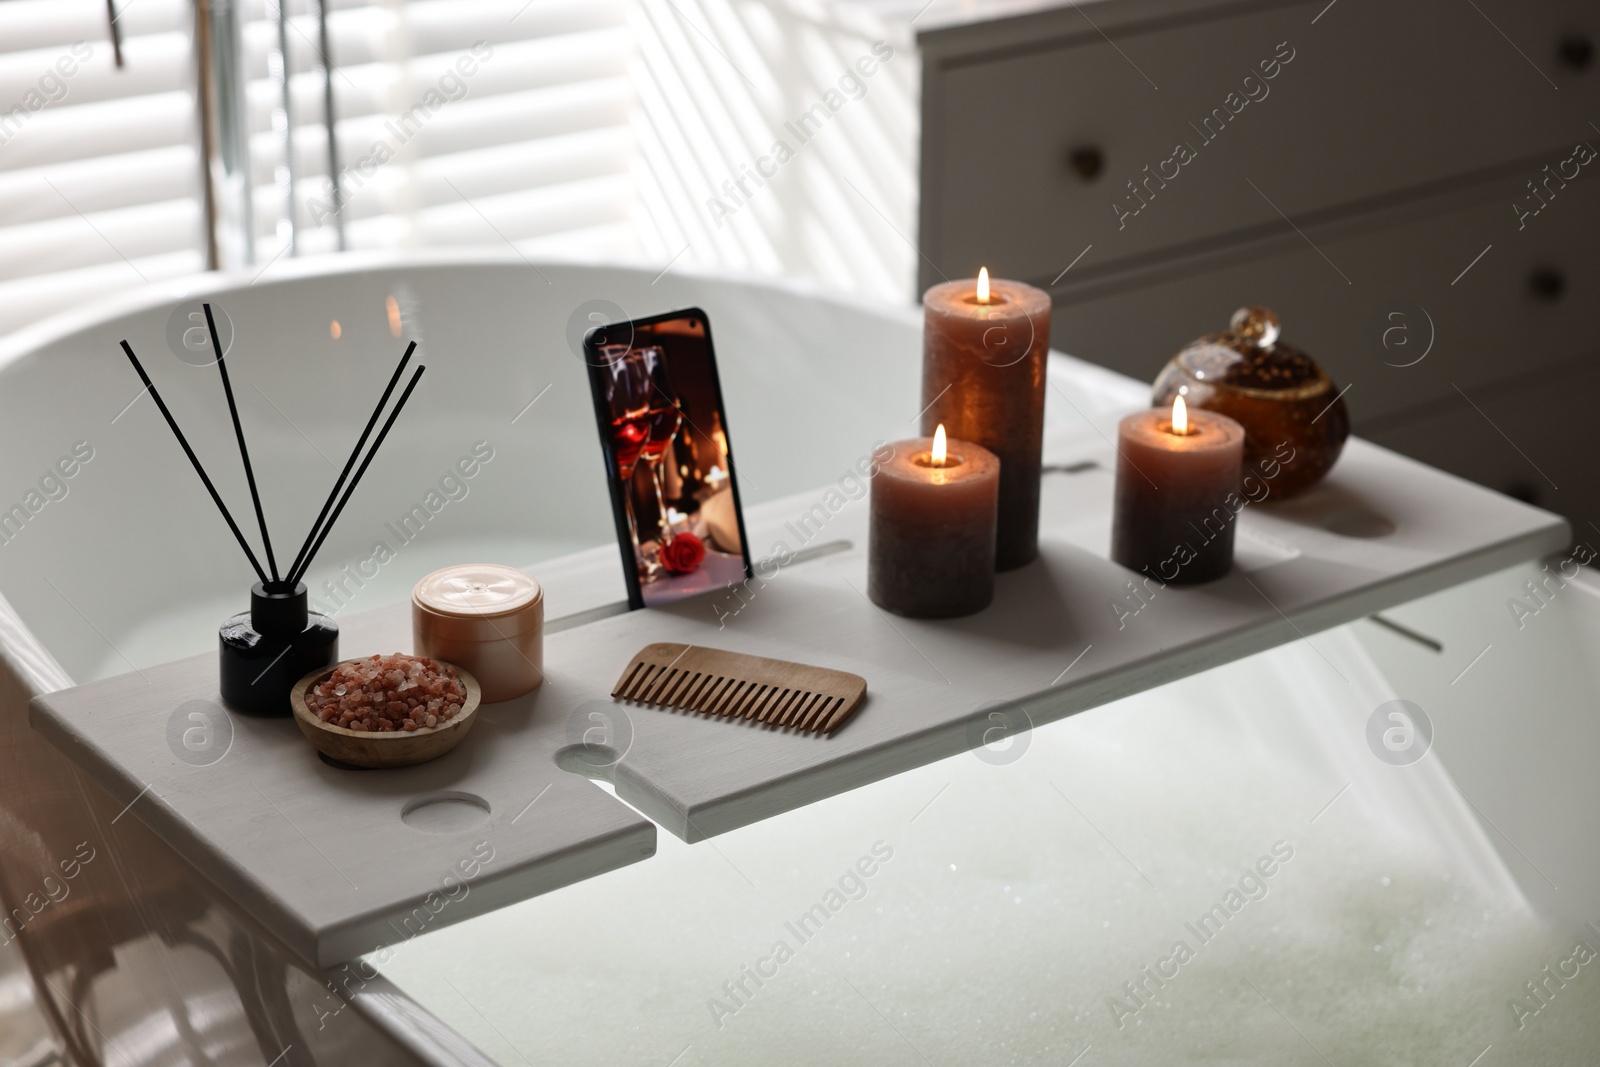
[583,308,752,610]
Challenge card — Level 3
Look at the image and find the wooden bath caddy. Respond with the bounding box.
[29,374,1568,967]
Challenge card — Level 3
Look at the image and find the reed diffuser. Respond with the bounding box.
[120,304,425,715]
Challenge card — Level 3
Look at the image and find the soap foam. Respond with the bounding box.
[377,628,1600,1065]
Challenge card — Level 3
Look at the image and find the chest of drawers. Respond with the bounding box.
[908,0,1600,521]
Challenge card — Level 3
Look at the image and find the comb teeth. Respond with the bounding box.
[610,642,866,734]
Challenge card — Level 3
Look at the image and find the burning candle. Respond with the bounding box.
[869,425,1000,618]
[1111,395,1245,585]
[921,267,1051,572]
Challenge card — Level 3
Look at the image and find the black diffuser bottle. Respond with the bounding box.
[220,582,338,715]
[120,301,424,718]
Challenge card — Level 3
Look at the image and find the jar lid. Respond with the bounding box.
[1174,306,1330,401]
[413,564,543,641]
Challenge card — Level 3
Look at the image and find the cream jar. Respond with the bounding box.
[412,564,543,703]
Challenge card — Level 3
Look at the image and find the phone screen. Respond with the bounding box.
[583,308,752,609]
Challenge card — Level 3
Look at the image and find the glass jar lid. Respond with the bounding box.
[1175,306,1331,402]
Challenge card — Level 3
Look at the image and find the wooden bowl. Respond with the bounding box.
[289,659,481,769]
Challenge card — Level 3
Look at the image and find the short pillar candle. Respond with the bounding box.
[1111,396,1245,585]
[869,427,1000,618]
[921,268,1051,572]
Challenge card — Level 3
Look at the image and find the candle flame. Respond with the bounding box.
[932,423,947,466]
[976,267,990,304]
[1172,394,1189,436]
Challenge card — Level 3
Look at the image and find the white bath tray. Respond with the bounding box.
[30,430,1567,967]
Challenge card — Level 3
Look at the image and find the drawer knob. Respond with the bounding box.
[1530,268,1566,301]
[1068,146,1105,182]
[1559,34,1593,71]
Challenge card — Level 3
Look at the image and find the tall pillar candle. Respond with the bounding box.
[869,427,1000,618]
[921,269,1051,572]
[1111,396,1245,585]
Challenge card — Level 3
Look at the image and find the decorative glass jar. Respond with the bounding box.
[1152,306,1348,499]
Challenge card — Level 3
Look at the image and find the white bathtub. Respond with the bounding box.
[0,255,1595,1066]
[0,252,930,685]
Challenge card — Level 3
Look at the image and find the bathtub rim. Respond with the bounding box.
[0,248,927,378]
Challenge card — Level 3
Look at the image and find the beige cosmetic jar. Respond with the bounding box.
[412,564,543,703]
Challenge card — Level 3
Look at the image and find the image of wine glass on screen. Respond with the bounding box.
[585,309,752,609]
[601,345,656,583]
[638,345,683,560]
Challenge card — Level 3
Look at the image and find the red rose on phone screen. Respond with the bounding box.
[659,532,705,574]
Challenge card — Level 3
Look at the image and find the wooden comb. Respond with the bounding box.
[611,643,867,734]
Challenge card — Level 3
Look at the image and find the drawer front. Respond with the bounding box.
[921,0,1600,289]
[1362,368,1594,522]
[1047,175,1600,426]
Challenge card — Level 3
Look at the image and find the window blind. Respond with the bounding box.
[0,0,914,340]
[0,0,203,337]
[238,0,639,265]
[0,0,639,339]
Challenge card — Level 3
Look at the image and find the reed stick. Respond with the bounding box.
[203,303,279,583]
[288,365,425,587]
[120,340,269,585]
[283,341,415,584]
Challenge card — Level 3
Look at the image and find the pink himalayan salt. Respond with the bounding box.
[306,653,466,733]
